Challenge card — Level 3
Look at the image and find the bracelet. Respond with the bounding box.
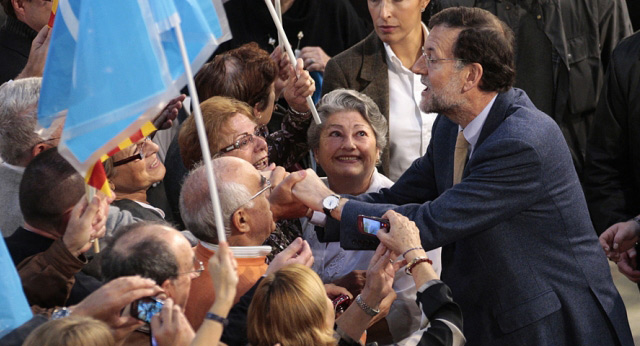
[51,307,72,320]
[205,312,229,327]
[401,247,424,258]
[355,294,379,317]
[404,256,432,275]
[289,107,310,116]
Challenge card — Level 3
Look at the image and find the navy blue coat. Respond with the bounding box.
[321,88,633,345]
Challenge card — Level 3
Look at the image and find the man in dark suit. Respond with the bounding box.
[291,7,633,345]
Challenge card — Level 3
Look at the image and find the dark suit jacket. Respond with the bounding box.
[321,89,633,345]
[323,31,391,174]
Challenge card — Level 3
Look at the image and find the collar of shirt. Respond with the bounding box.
[460,94,498,158]
[1,161,25,173]
[383,23,429,73]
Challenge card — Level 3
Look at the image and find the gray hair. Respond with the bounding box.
[0,78,43,165]
[179,159,253,244]
[307,89,388,155]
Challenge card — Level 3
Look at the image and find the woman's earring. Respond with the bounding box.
[421,7,426,12]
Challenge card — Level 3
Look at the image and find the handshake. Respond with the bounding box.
[599,218,640,283]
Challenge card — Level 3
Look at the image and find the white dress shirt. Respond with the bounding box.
[460,94,498,158]
[385,24,438,181]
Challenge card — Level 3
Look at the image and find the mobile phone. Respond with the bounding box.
[332,294,352,317]
[130,297,164,323]
[357,215,390,236]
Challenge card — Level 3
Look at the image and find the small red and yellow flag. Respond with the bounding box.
[47,0,59,28]
[101,121,157,161]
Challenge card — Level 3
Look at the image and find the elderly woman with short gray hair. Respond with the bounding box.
[303,89,442,343]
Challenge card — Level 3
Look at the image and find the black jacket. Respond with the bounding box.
[0,17,36,84]
[584,32,640,235]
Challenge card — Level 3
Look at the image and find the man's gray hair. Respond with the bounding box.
[307,88,388,154]
[180,159,253,244]
[0,78,43,165]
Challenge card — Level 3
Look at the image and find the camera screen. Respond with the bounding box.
[363,218,383,235]
[136,299,163,323]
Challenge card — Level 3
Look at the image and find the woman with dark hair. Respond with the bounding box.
[323,0,436,181]
[195,42,314,170]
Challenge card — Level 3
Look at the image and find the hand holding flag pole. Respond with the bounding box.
[263,0,321,125]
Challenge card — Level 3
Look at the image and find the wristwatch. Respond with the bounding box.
[322,194,341,217]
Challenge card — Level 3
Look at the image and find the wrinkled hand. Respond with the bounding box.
[261,165,287,187]
[617,248,640,282]
[291,169,335,211]
[269,170,309,221]
[266,237,314,275]
[151,298,195,346]
[324,283,352,300]
[153,94,186,131]
[208,242,239,310]
[600,220,640,262]
[360,244,401,313]
[283,58,314,113]
[299,46,330,72]
[377,210,422,256]
[71,276,164,343]
[17,26,50,79]
[332,270,366,297]
[63,196,109,257]
[270,46,291,99]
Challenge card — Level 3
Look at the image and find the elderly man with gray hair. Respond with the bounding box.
[0,77,58,236]
[180,156,288,330]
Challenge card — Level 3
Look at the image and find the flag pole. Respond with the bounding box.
[263,0,321,125]
[275,0,283,51]
[173,24,227,243]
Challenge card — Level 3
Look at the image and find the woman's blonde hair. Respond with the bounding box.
[23,316,115,346]
[248,264,336,346]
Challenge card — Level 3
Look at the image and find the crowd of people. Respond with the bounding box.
[0,0,639,345]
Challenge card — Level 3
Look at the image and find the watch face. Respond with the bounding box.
[323,195,339,209]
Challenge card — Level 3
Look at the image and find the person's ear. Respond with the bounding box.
[11,0,27,21]
[30,143,49,159]
[462,62,483,92]
[160,279,175,300]
[231,208,251,234]
[253,103,264,120]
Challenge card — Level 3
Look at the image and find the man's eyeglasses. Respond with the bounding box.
[113,137,150,167]
[421,47,468,69]
[216,125,268,157]
[174,259,205,279]
[248,176,272,202]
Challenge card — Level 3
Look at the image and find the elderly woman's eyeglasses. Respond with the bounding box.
[113,137,150,167]
[421,46,468,69]
[216,125,268,156]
